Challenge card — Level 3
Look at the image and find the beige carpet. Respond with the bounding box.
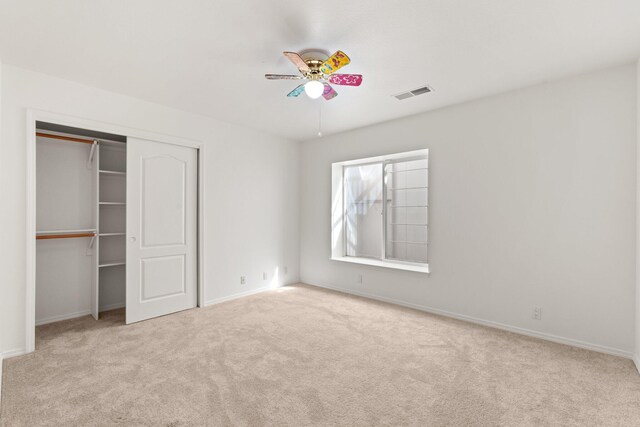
[2,284,640,426]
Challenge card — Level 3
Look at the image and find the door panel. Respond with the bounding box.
[140,255,185,301]
[126,138,197,324]
[141,155,186,247]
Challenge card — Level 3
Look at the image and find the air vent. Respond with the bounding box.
[394,85,433,100]
[395,92,414,100]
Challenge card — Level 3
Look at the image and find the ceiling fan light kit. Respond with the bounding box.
[265,50,362,100]
[304,80,324,99]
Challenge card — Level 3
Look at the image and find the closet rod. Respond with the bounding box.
[36,232,96,240]
[36,132,95,145]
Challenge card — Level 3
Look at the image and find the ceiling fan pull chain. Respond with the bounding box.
[318,104,323,137]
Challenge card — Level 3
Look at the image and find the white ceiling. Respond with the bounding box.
[0,1,639,141]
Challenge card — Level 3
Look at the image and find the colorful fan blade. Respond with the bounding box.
[287,84,306,97]
[322,84,338,100]
[265,74,304,80]
[328,74,362,86]
[320,51,350,75]
[283,51,310,73]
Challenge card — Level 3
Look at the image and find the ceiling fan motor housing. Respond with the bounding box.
[304,58,325,80]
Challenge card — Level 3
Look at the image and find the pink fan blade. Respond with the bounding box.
[287,84,306,97]
[322,84,338,100]
[328,74,363,86]
[283,51,310,73]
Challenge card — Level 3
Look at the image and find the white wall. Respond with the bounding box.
[636,59,640,370]
[300,64,637,356]
[0,58,4,398]
[0,65,300,355]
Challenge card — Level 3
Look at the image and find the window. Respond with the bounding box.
[344,163,383,258]
[331,149,429,273]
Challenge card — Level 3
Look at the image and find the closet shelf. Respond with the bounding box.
[36,229,96,240]
[99,170,126,175]
[99,260,126,268]
[99,232,125,236]
[99,202,126,205]
[99,139,126,146]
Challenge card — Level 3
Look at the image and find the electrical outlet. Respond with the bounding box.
[240,276,246,285]
[357,274,363,284]
[532,307,542,320]
[263,272,267,280]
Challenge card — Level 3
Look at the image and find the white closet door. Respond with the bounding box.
[126,138,197,324]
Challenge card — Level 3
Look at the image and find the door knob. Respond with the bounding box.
[129,236,136,243]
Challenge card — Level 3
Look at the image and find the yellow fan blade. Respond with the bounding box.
[320,51,350,74]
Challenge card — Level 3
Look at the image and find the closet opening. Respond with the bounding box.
[27,113,205,354]
[35,122,128,328]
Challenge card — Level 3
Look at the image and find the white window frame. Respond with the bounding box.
[331,149,429,274]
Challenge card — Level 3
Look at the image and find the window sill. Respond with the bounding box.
[330,256,430,274]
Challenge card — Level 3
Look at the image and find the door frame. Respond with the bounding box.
[25,109,206,353]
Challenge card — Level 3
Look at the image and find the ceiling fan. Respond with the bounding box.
[265,50,363,100]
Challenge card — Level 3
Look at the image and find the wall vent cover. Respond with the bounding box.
[394,85,433,100]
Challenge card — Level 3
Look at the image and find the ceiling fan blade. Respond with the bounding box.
[320,51,350,75]
[328,74,362,86]
[283,51,310,73]
[287,84,306,97]
[265,74,304,80]
[322,84,338,100]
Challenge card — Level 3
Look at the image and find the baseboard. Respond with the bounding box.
[305,281,633,359]
[204,285,275,307]
[34,304,124,328]
[35,309,92,326]
[1,348,26,360]
[634,354,640,374]
[99,302,125,312]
